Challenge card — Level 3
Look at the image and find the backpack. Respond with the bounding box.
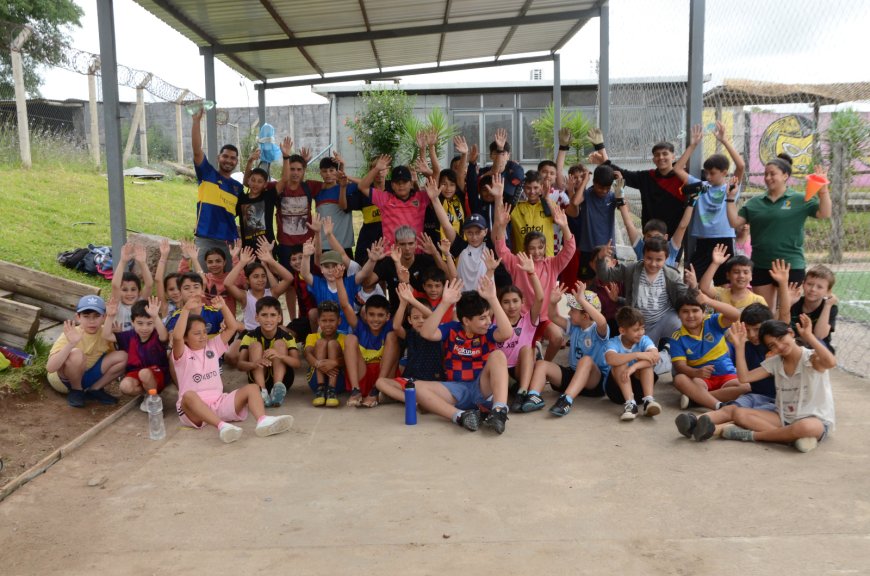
[57,248,90,270]
[56,245,112,277]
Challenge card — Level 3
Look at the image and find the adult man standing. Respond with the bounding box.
[191,107,243,271]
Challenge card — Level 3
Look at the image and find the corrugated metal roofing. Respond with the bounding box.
[133,0,603,82]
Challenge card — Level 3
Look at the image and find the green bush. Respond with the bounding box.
[530,104,592,165]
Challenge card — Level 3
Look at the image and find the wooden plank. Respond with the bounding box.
[38,317,61,332]
[0,260,99,311]
[0,330,29,350]
[0,298,40,343]
[12,294,75,322]
[0,289,13,298]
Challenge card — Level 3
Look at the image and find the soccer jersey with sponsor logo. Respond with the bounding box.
[173,336,228,409]
[439,322,499,382]
[115,329,169,373]
[567,322,610,377]
[496,313,537,368]
[166,306,225,335]
[239,326,296,351]
[669,313,735,376]
[371,188,430,250]
[194,157,243,242]
[510,201,555,256]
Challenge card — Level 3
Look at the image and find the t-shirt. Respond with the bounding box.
[451,237,488,291]
[632,238,681,269]
[303,332,346,381]
[686,176,736,239]
[194,156,243,242]
[277,181,320,246]
[577,188,617,253]
[510,201,555,256]
[669,313,735,376]
[790,297,837,351]
[173,336,227,410]
[403,328,443,381]
[294,271,317,316]
[49,328,113,371]
[353,283,386,314]
[166,306,225,335]
[738,189,819,269]
[714,286,767,311]
[353,321,393,364]
[374,255,437,312]
[237,185,277,249]
[439,322,499,382]
[116,303,133,332]
[567,322,611,377]
[311,275,361,333]
[115,329,169,372]
[741,341,776,398]
[371,188,431,250]
[315,182,356,249]
[762,347,835,429]
[637,269,669,326]
[239,326,296,351]
[615,166,686,237]
[496,313,538,368]
[605,334,656,368]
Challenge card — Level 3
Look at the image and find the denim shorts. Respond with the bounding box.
[727,393,777,412]
[442,375,492,410]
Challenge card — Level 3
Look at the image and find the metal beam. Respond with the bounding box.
[435,0,454,64]
[357,0,382,72]
[254,54,554,90]
[203,46,218,161]
[553,53,562,157]
[96,0,127,269]
[149,0,266,80]
[259,0,324,76]
[495,0,534,60]
[687,0,705,175]
[598,1,610,141]
[258,84,266,127]
[210,9,599,54]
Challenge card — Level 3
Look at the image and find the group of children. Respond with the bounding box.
[47,123,839,452]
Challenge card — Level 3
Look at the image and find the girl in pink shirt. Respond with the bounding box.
[172,295,294,443]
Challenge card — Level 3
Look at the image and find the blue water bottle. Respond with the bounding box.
[404,380,417,425]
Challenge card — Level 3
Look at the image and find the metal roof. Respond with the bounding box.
[134,0,604,85]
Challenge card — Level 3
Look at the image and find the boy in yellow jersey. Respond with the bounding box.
[510,170,555,256]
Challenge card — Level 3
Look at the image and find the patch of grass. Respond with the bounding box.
[832,271,870,324]
[0,336,51,395]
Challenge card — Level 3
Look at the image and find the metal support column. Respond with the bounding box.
[96,0,127,267]
[258,84,266,127]
[203,46,218,161]
[598,2,610,141]
[552,53,562,157]
[687,0,705,175]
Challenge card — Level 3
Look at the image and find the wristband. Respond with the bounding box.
[725,199,736,203]
[558,145,570,151]
[283,155,291,160]
[593,142,606,151]
[602,160,612,166]
[615,198,626,208]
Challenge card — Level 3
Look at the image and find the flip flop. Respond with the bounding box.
[346,390,362,407]
[361,394,379,408]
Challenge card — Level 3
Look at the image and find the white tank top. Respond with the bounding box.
[244,288,272,331]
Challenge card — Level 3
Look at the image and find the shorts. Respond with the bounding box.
[752,266,805,287]
[783,416,832,442]
[533,319,553,344]
[442,374,491,411]
[124,365,167,392]
[604,371,658,404]
[177,389,247,428]
[359,362,381,396]
[556,365,606,397]
[726,393,776,412]
[703,373,739,392]
[50,355,106,391]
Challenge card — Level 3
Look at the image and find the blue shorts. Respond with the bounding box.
[726,393,777,412]
[442,375,491,411]
[59,355,105,390]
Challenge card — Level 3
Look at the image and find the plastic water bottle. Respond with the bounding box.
[146,389,166,440]
[404,381,417,426]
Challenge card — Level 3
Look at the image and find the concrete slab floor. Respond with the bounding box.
[1,368,868,575]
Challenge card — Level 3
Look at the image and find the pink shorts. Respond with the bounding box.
[176,390,248,428]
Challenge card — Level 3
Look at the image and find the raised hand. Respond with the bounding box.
[374,154,391,173]
[494,128,508,150]
[159,238,170,259]
[239,246,255,265]
[439,236,452,255]
[424,175,440,201]
[63,319,83,346]
[711,243,730,266]
[482,248,501,273]
[255,236,275,260]
[769,259,791,286]
[728,321,747,347]
[478,274,496,301]
[337,170,348,187]
[558,126,572,147]
[453,135,468,155]
[795,314,814,341]
[442,278,465,305]
[146,296,161,318]
[600,240,614,260]
[550,283,568,306]
[684,264,698,288]
[333,263,346,279]
[415,156,432,177]
[587,150,607,165]
[418,233,438,256]
[551,201,568,228]
[307,212,322,233]
[587,127,604,148]
[485,172,504,199]
[416,131,426,149]
[573,279,588,297]
[468,143,479,165]
[516,251,535,275]
[603,282,620,302]
[390,243,402,264]
[300,147,312,163]
[322,216,334,238]
[105,297,119,317]
[397,282,414,303]
[494,203,512,229]
[121,243,134,261]
[302,238,315,257]
[713,121,726,143]
[184,296,202,311]
[280,136,293,156]
[367,237,386,262]
[181,240,199,261]
[690,123,703,146]
[211,295,226,311]
[788,282,803,303]
[229,239,242,260]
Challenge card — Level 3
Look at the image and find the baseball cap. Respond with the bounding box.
[320,251,344,266]
[462,213,488,231]
[76,294,106,314]
[565,290,601,312]
[391,166,412,182]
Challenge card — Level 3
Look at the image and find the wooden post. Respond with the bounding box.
[87,57,101,167]
[123,97,143,165]
[175,89,188,164]
[138,86,148,165]
[11,26,33,169]
[828,142,845,264]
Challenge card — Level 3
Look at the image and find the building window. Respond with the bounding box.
[449,94,482,109]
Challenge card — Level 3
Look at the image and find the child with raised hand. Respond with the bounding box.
[111,243,154,332]
[178,238,246,316]
[510,170,555,255]
[304,301,347,408]
[521,281,611,417]
[154,238,182,320]
[235,296,301,408]
[697,243,767,311]
[604,307,661,421]
[103,296,169,411]
[412,277,514,434]
[375,282,443,403]
[700,316,836,453]
[789,265,839,353]
[172,295,293,443]
[223,238,293,333]
[495,252,544,409]
[165,272,225,336]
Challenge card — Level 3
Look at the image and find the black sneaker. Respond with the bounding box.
[549,395,572,417]
[483,408,508,434]
[642,398,662,417]
[67,388,85,408]
[85,388,119,405]
[510,391,528,413]
[521,394,546,413]
[457,410,480,432]
[620,401,638,421]
[675,413,697,438]
[692,414,716,442]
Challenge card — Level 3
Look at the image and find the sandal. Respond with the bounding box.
[346,389,362,407]
[361,394,379,408]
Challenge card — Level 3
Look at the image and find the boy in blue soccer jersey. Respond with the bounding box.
[669,288,749,411]
[604,307,661,421]
[165,272,226,336]
[412,277,514,434]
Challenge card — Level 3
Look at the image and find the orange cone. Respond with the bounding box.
[805,173,829,201]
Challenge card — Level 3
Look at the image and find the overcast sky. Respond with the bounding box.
[37,0,868,108]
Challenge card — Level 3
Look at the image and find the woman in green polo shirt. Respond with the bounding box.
[726,154,830,309]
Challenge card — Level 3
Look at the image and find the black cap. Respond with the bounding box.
[391,166,412,182]
[462,213,488,230]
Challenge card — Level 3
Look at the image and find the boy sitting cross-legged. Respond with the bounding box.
[304,301,347,407]
[235,296,301,408]
[604,307,661,421]
[520,281,611,417]
[412,277,514,434]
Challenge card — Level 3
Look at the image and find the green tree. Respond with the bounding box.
[1,1,83,97]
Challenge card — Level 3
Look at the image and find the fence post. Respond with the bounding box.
[828,142,845,263]
[87,57,101,168]
[175,90,188,164]
[10,26,33,169]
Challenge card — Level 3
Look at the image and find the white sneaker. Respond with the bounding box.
[255,415,294,437]
[219,423,243,444]
[139,397,149,413]
[620,401,638,421]
[642,399,662,417]
[260,387,273,407]
[654,349,672,375]
[679,394,690,410]
[794,437,819,453]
